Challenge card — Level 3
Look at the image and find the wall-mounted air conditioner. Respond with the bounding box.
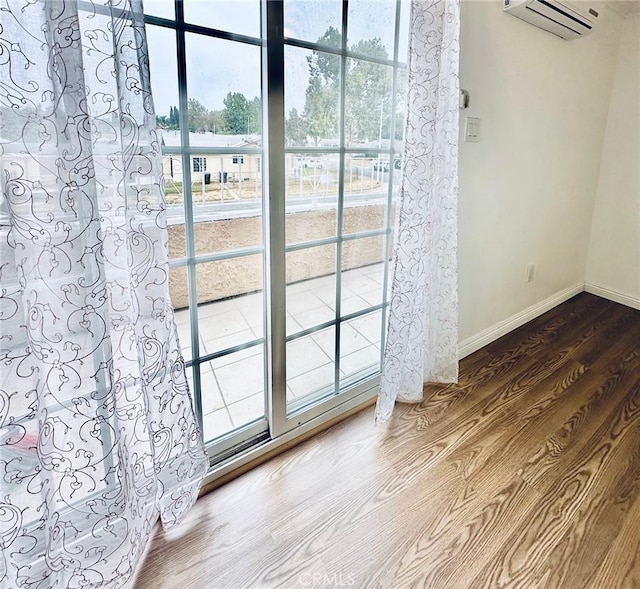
[503,0,600,39]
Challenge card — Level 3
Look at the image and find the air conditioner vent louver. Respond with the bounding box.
[503,0,599,39]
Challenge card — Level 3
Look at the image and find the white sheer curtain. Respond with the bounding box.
[376,0,460,423]
[0,1,207,587]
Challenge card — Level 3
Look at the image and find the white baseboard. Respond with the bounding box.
[584,282,640,311]
[458,283,585,359]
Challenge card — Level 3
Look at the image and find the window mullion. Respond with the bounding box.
[264,0,288,438]
[174,0,203,429]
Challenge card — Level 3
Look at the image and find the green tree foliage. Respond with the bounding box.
[302,29,394,145]
[223,92,251,134]
[188,98,210,133]
[169,106,180,128]
[285,108,307,146]
[156,105,180,130]
[344,38,392,144]
[303,27,341,145]
[248,96,262,135]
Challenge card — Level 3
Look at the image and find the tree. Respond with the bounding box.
[207,109,225,134]
[344,38,392,144]
[223,92,251,135]
[285,108,307,146]
[169,105,180,129]
[248,96,262,135]
[188,98,209,133]
[301,28,393,145]
[302,28,341,145]
[157,106,180,130]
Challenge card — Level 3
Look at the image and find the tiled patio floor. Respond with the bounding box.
[174,262,388,442]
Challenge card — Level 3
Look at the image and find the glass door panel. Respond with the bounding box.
[145,0,409,461]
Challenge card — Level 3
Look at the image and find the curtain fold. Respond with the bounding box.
[0,1,207,587]
[376,0,460,423]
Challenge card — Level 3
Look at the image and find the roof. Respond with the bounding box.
[159,130,261,149]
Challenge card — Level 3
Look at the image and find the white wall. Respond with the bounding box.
[457,1,624,343]
[586,14,640,307]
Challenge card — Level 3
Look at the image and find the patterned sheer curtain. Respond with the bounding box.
[0,1,207,587]
[376,0,460,423]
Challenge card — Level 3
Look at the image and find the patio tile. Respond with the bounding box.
[359,287,384,307]
[173,308,190,324]
[311,280,337,305]
[199,365,225,412]
[287,335,333,379]
[287,290,327,315]
[215,353,265,405]
[350,310,383,345]
[290,304,335,332]
[341,271,380,294]
[339,294,371,316]
[202,408,233,442]
[288,363,335,400]
[312,323,370,357]
[202,328,257,355]
[340,344,381,378]
[286,280,312,295]
[198,297,239,319]
[227,393,264,428]
[199,309,251,340]
[339,324,374,356]
[286,313,303,335]
[361,263,385,279]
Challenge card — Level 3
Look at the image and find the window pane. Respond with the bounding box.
[284,0,342,47]
[286,244,336,336]
[188,153,263,255]
[285,46,340,148]
[287,327,336,410]
[184,34,263,255]
[185,34,262,138]
[196,255,263,355]
[200,346,265,442]
[147,25,185,258]
[339,311,382,389]
[169,266,193,360]
[345,58,393,147]
[285,152,339,244]
[348,0,396,59]
[144,0,175,20]
[341,236,387,314]
[398,0,411,63]
[343,153,389,233]
[183,0,261,39]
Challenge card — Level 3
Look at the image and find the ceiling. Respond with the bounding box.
[607,0,640,17]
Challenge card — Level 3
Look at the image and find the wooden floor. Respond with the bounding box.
[134,293,640,589]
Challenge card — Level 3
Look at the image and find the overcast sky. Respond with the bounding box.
[145,0,407,117]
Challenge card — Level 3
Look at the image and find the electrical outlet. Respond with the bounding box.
[526,264,535,283]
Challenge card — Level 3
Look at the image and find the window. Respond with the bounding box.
[193,157,207,172]
[145,0,409,467]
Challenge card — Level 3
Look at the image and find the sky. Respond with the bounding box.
[144,0,409,117]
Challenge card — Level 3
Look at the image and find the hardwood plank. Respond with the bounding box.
[469,370,640,588]
[134,295,640,589]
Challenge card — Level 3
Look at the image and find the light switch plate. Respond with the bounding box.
[464,116,481,142]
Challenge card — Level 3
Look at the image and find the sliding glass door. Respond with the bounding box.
[144,0,408,463]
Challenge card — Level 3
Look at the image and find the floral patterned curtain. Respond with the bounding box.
[376,0,460,423]
[0,1,208,587]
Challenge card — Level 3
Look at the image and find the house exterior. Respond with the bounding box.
[159,130,262,185]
